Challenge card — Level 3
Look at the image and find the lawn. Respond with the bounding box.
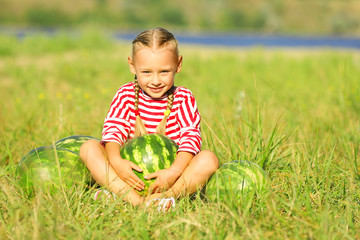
[0,32,359,239]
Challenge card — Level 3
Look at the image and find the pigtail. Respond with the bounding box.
[134,77,148,137]
[155,89,174,135]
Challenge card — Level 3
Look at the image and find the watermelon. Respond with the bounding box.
[55,135,100,155]
[16,146,91,196]
[119,134,178,196]
[205,160,268,204]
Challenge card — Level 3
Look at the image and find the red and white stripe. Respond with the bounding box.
[101,82,202,155]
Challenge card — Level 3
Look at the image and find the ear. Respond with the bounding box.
[128,56,136,75]
[176,55,183,73]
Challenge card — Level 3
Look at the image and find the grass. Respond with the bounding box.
[0,32,359,239]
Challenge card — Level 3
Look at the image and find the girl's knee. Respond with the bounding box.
[196,150,220,172]
[79,139,101,158]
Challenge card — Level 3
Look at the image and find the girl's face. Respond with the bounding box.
[128,46,182,99]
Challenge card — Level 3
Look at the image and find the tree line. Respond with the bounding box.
[0,0,359,35]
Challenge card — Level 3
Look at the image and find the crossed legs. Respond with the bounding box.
[79,139,219,205]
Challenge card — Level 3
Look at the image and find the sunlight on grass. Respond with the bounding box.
[0,33,359,239]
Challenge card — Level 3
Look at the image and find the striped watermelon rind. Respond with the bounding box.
[119,134,178,196]
[55,135,100,155]
[16,146,91,196]
[205,160,269,204]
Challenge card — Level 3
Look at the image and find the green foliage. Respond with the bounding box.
[26,8,74,26]
[1,0,360,34]
[330,12,360,35]
[159,8,186,26]
[0,34,360,238]
[219,9,266,30]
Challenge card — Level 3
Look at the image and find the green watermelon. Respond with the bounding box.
[119,134,179,196]
[55,135,100,155]
[16,146,91,196]
[206,160,268,204]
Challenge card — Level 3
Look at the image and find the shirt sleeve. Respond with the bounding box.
[101,87,131,145]
[176,92,202,155]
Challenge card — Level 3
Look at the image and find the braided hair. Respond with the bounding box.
[133,76,147,136]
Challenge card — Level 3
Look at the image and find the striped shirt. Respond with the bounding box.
[101,82,202,155]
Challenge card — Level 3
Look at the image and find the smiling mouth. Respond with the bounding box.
[148,87,164,93]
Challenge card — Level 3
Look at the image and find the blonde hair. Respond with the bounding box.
[132,27,179,58]
[132,28,178,137]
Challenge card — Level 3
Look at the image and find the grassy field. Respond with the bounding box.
[0,32,359,239]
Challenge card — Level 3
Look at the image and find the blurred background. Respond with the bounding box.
[0,0,359,36]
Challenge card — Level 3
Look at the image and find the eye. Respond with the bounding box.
[142,71,151,75]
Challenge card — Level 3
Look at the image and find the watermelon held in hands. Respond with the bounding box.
[16,146,91,196]
[205,160,269,204]
[55,135,100,155]
[119,134,178,196]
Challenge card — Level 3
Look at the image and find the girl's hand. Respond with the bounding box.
[104,142,145,191]
[145,167,182,194]
[111,157,145,191]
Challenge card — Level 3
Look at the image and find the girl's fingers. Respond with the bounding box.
[148,181,158,194]
[127,173,145,190]
[129,162,143,173]
[144,171,158,180]
[149,179,164,194]
[127,166,144,184]
[128,179,143,191]
[150,187,159,194]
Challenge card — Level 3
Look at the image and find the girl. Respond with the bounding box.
[80,27,219,211]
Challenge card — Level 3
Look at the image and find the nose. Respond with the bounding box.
[151,74,161,86]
